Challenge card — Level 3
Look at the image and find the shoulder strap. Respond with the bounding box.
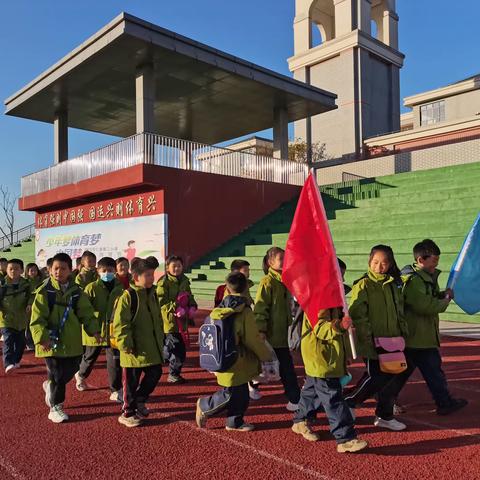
[127,287,139,321]
[45,280,81,314]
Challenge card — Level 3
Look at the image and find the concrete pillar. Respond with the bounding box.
[357,0,372,33]
[273,106,289,160]
[53,111,68,164]
[383,11,399,49]
[334,0,354,37]
[135,64,155,134]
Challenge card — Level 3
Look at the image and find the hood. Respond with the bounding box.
[210,295,246,320]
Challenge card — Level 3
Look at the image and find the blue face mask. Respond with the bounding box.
[100,272,115,282]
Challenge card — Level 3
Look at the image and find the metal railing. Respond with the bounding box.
[21,133,309,196]
[0,223,35,250]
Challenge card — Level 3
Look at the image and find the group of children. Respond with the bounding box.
[0,238,467,453]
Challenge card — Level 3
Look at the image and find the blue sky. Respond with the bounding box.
[1,0,479,227]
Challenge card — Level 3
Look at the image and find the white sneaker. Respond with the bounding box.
[75,372,87,391]
[248,384,262,401]
[286,401,299,412]
[374,417,406,431]
[5,364,16,374]
[109,390,123,403]
[48,405,69,423]
[43,381,52,407]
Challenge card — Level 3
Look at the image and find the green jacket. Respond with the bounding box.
[213,295,271,387]
[0,277,32,331]
[30,278,99,358]
[83,278,124,347]
[301,308,348,378]
[254,268,292,348]
[75,268,99,289]
[402,265,449,349]
[157,273,197,334]
[113,284,164,368]
[349,270,408,359]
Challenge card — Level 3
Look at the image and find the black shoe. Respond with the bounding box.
[436,398,468,416]
[167,374,186,384]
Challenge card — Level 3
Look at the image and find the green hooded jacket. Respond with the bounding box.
[83,278,124,347]
[0,277,32,331]
[254,268,292,348]
[349,269,408,359]
[113,284,164,368]
[401,265,449,349]
[156,273,197,334]
[212,295,271,387]
[30,278,99,358]
[75,268,99,290]
[301,308,349,378]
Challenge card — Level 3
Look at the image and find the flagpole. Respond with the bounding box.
[310,169,358,359]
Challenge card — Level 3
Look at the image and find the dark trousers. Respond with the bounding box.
[78,346,122,392]
[164,333,186,377]
[122,365,162,417]
[25,324,35,350]
[45,356,81,406]
[274,347,301,404]
[199,383,250,428]
[1,328,26,368]
[294,376,356,444]
[344,358,404,420]
[384,348,453,408]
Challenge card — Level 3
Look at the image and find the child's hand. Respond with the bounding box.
[259,333,267,341]
[26,305,32,315]
[340,316,352,331]
[40,340,52,352]
[444,288,454,301]
[93,333,103,344]
[175,307,187,318]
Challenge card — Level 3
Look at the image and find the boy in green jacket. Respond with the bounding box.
[157,255,197,384]
[395,239,468,415]
[292,308,368,453]
[196,272,271,432]
[113,258,164,428]
[30,253,101,424]
[75,257,124,402]
[75,251,98,289]
[0,259,32,373]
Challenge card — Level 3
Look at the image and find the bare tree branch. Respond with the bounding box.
[0,186,17,247]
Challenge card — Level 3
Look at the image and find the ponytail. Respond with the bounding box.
[263,246,285,275]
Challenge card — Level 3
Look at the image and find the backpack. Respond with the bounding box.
[109,287,139,350]
[44,279,81,314]
[288,298,307,351]
[198,297,244,372]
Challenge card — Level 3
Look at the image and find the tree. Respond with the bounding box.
[288,138,331,165]
[0,186,17,247]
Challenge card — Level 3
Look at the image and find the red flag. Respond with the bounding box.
[282,172,345,329]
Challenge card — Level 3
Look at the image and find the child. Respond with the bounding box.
[29,253,101,423]
[292,307,368,453]
[113,258,164,427]
[157,255,197,384]
[25,262,43,350]
[395,239,468,415]
[72,257,82,279]
[0,258,8,281]
[75,251,98,289]
[124,240,136,262]
[344,245,408,431]
[116,257,131,290]
[214,260,254,307]
[0,259,32,373]
[75,257,125,402]
[196,272,271,431]
[254,247,301,411]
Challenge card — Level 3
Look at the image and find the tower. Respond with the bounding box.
[289,0,404,160]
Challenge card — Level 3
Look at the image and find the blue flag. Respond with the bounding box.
[447,213,480,315]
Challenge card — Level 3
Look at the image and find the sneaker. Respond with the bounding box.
[167,374,186,384]
[195,399,207,428]
[248,384,262,401]
[43,380,52,407]
[109,390,123,403]
[48,405,69,423]
[75,372,87,392]
[5,364,16,374]
[374,417,406,431]
[337,438,368,453]
[393,403,406,415]
[286,401,299,412]
[291,421,320,442]
[225,423,255,432]
[118,414,142,428]
[436,398,468,416]
[136,403,150,419]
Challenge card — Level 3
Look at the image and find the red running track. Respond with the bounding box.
[0,315,479,480]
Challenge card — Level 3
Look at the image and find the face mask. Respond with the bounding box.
[100,272,115,282]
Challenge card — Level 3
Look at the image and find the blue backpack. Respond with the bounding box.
[199,296,245,372]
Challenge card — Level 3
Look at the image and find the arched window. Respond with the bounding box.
[371,19,378,39]
[310,0,335,44]
[310,21,325,47]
